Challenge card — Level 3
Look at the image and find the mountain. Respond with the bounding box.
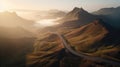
[0,11,37,33]
[57,7,99,28]
[93,6,120,29]
[0,27,34,38]
[65,19,120,51]
[62,7,95,21]
[0,38,35,67]
[0,11,34,27]
[0,12,36,67]
[39,7,100,33]
[28,19,120,67]
[28,7,120,67]
[0,30,35,67]
[56,7,120,30]
[93,6,120,15]
[38,7,119,36]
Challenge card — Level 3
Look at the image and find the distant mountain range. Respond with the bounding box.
[56,7,120,30]
[36,9,66,20]
[93,6,120,15]
[41,7,120,33]
[93,6,120,29]
[15,9,66,20]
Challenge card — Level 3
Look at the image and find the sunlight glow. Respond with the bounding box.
[0,7,4,12]
[0,4,8,12]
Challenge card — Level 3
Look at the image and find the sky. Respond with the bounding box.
[0,0,120,12]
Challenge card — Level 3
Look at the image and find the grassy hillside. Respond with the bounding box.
[27,19,120,67]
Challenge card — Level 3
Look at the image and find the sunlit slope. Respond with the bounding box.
[27,7,120,67]
[65,20,108,51]
[27,19,120,67]
[27,35,64,67]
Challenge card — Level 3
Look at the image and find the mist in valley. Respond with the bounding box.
[0,0,120,67]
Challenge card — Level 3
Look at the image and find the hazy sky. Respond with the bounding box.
[0,0,120,12]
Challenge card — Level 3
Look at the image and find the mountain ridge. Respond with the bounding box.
[57,7,99,28]
[28,7,120,67]
[93,6,120,29]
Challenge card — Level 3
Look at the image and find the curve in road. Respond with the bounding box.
[52,32,120,66]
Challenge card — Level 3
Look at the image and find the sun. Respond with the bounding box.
[0,7,7,12]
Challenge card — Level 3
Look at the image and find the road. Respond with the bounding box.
[52,32,120,66]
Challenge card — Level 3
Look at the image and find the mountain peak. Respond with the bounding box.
[73,7,81,11]
[64,7,90,19]
[72,7,87,13]
[63,7,95,21]
[58,7,97,26]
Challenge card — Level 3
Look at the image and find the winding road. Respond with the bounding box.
[52,32,120,66]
